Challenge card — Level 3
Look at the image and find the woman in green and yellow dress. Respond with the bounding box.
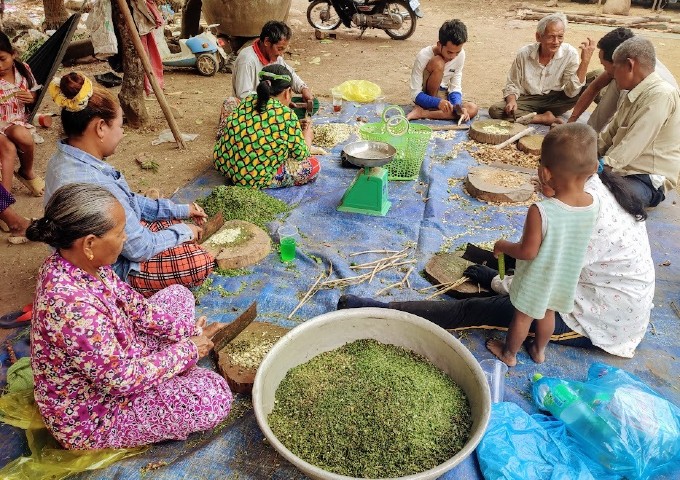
[213,64,320,188]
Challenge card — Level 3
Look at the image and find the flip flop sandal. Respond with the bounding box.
[0,304,32,329]
[14,173,45,197]
[0,219,8,232]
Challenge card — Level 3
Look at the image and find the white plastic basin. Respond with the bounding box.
[253,308,491,480]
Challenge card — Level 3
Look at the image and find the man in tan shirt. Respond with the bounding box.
[568,27,678,133]
[488,13,596,126]
[599,36,680,208]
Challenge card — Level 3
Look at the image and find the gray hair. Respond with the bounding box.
[26,183,120,250]
[537,13,567,35]
[612,36,656,71]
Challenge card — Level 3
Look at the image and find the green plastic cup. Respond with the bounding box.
[278,224,298,262]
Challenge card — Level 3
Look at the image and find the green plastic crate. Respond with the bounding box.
[359,122,432,181]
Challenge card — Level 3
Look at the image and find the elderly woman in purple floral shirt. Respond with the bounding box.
[26,183,232,449]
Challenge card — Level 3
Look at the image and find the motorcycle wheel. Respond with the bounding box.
[197,54,218,76]
[307,0,342,30]
[383,0,417,40]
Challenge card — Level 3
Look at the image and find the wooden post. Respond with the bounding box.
[114,0,186,148]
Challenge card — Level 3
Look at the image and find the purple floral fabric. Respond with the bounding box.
[31,253,232,449]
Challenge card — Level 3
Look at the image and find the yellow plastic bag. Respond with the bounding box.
[334,80,382,103]
[0,389,146,480]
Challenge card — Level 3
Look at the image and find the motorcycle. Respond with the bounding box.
[160,24,228,77]
[307,0,420,40]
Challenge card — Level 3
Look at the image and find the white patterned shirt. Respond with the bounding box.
[492,176,655,358]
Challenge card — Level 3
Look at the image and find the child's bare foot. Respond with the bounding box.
[486,338,517,367]
[525,339,546,364]
[406,105,425,120]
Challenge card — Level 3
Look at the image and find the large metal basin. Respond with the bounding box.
[202,0,292,38]
[253,308,491,480]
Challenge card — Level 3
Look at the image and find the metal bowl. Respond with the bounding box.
[342,141,396,168]
[253,308,491,480]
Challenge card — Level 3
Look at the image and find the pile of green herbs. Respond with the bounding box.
[268,339,472,478]
[198,186,291,229]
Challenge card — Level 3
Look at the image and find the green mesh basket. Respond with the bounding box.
[358,122,432,180]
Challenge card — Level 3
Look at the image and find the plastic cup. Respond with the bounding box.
[479,358,508,403]
[278,224,298,262]
[331,89,343,113]
[374,95,386,118]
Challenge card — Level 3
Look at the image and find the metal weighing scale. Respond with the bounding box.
[338,141,396,216]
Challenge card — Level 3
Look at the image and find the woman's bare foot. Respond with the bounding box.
[406,105,425,120]
[525,339,546,364]
[486,338,517,367]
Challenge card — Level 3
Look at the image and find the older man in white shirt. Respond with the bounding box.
[599,36,680,208]
[488,13,596,125]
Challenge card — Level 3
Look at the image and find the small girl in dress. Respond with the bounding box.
[0,31,44,197]
[487,123,599,367]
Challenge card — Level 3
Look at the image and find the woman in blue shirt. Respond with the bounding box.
[44,72,213,297]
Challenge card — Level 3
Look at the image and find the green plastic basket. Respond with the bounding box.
[358,122,432,180]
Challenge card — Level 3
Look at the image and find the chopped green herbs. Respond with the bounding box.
[268,339,472,478]
[198,186,291,229]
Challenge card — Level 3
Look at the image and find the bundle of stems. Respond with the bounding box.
[288,248,416,318]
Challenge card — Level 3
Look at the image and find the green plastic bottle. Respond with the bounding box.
[532,373,627,470]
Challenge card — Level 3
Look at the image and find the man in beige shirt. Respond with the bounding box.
[599,36,680,208]
[568,27,678,133]
[488,13,596,125]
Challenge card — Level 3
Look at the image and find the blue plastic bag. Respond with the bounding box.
[530,363,680,480]
[477,402,597,480]
[583,363,680,479]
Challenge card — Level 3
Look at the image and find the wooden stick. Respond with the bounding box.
[494,127,535,150]
[349,249,400,256]
[351,252,408,268]
[352,255,408,269]
[424,277,469,300]
[114,0,186,149]
[288,270,325,319]
[430,124,470,131]
[375,281,403,296]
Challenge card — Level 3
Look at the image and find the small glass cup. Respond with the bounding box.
[479,358,508,403]
[374,95,386,118]
[278,224,298,262]
[331,89,343,113]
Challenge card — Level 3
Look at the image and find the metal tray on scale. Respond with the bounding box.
[341,141,396,169]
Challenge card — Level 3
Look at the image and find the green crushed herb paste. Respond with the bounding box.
[268,339,472,478]
[198,186,291,229]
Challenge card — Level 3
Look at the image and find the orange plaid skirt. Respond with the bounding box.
[127,220,214,297]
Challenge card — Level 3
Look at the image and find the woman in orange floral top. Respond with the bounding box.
[214,64,320,188]
[26,183,232,449]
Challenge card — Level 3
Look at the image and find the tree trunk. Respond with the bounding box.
[181,0,203,38]
[43,0,69,30]
[112,0,149,128]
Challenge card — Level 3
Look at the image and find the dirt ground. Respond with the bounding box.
[1,0,680,314]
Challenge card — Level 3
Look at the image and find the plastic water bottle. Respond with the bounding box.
[532,374,627,470]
